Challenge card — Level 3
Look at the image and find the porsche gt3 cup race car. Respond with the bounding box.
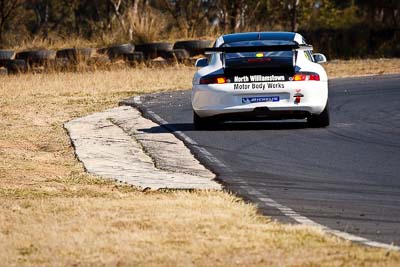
[191,31,330,129]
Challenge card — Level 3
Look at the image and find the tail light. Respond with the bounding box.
[293,72,320,81]
[200,76,227,84]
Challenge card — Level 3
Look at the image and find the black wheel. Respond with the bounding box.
[307,102,330,128]
[0,50,14,60]
[4,59,28,74]
[173,40,212,56]
[159,49,189,63]
[135,42,173,60]
[56,48,93,63]
[106,44,134,61]
[16,50,56,65]
[193,111,218,130]
[125,51,144,63]
[0,50,15,67]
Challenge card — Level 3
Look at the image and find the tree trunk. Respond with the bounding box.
[132,0,138,17]
[0,23,3,44]
[128,0,139,40]
[230,0,242,32]
[288,0,299,32]
[43,0,49,38]
[291,0,297,32]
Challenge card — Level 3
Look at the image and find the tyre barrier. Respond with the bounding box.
[0,50,15,68]
[173,40,212,57]
[125,51,144,63]
[106,44,134,61]
[0,50,15,60]
[45,58,70,71]
[2,39,212,74]
[16,50,56,66]
[159,49,189,63]
[135,42,173,60]
[56,48,94,63]
[3,59,28,74]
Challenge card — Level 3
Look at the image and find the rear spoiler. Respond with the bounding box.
[204,44,313,54]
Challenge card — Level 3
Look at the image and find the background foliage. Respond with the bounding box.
[0,0,399,58]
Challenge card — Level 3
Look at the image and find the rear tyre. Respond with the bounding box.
[307,102,330,128]
[193,111,215,130]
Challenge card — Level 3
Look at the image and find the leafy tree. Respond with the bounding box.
[0,0,25,44]
[160,0,217,37]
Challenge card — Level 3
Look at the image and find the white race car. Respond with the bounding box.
[192,32,329,129]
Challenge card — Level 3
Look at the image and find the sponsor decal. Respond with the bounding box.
[233,75,285,83]
[242,96,280,104]
[234,84,251,90]
[233,83,285,90]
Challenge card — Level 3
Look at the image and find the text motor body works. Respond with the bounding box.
[231,74,288,90]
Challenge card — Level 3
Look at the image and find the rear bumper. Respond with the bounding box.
[203,108,311,121]
[192,81,328,118]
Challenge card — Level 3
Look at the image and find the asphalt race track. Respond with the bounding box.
[128,74,400,246]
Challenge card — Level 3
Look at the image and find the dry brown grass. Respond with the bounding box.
[9,37,99,51]
[2,194,399,266]
[325,58,400,78]
[1,63,400,266]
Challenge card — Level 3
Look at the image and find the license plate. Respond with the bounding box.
[242,96,280,104]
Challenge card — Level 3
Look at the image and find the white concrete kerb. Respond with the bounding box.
[64,106,221,190]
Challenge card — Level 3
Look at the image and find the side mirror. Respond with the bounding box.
[195,58,208,68]
[313,53,327,64]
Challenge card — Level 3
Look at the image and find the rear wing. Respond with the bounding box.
[204,44,313,54]
[204,43,313,69]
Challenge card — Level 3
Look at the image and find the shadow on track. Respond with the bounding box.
[138,121,308,133]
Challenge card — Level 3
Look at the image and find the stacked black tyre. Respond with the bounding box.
[0,50,15,65]
[56,48,94,64]
[135,42,173,60]
[159,49,189,63]
[105,44,134,61]
[16,50,56,66]
[173,40,212,57]
[0,50,27,74]
[0,50,14,74]
[125,52,144,64]
[97,44,143,64]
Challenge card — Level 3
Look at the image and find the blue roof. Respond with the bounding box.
[221,32,296,44]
